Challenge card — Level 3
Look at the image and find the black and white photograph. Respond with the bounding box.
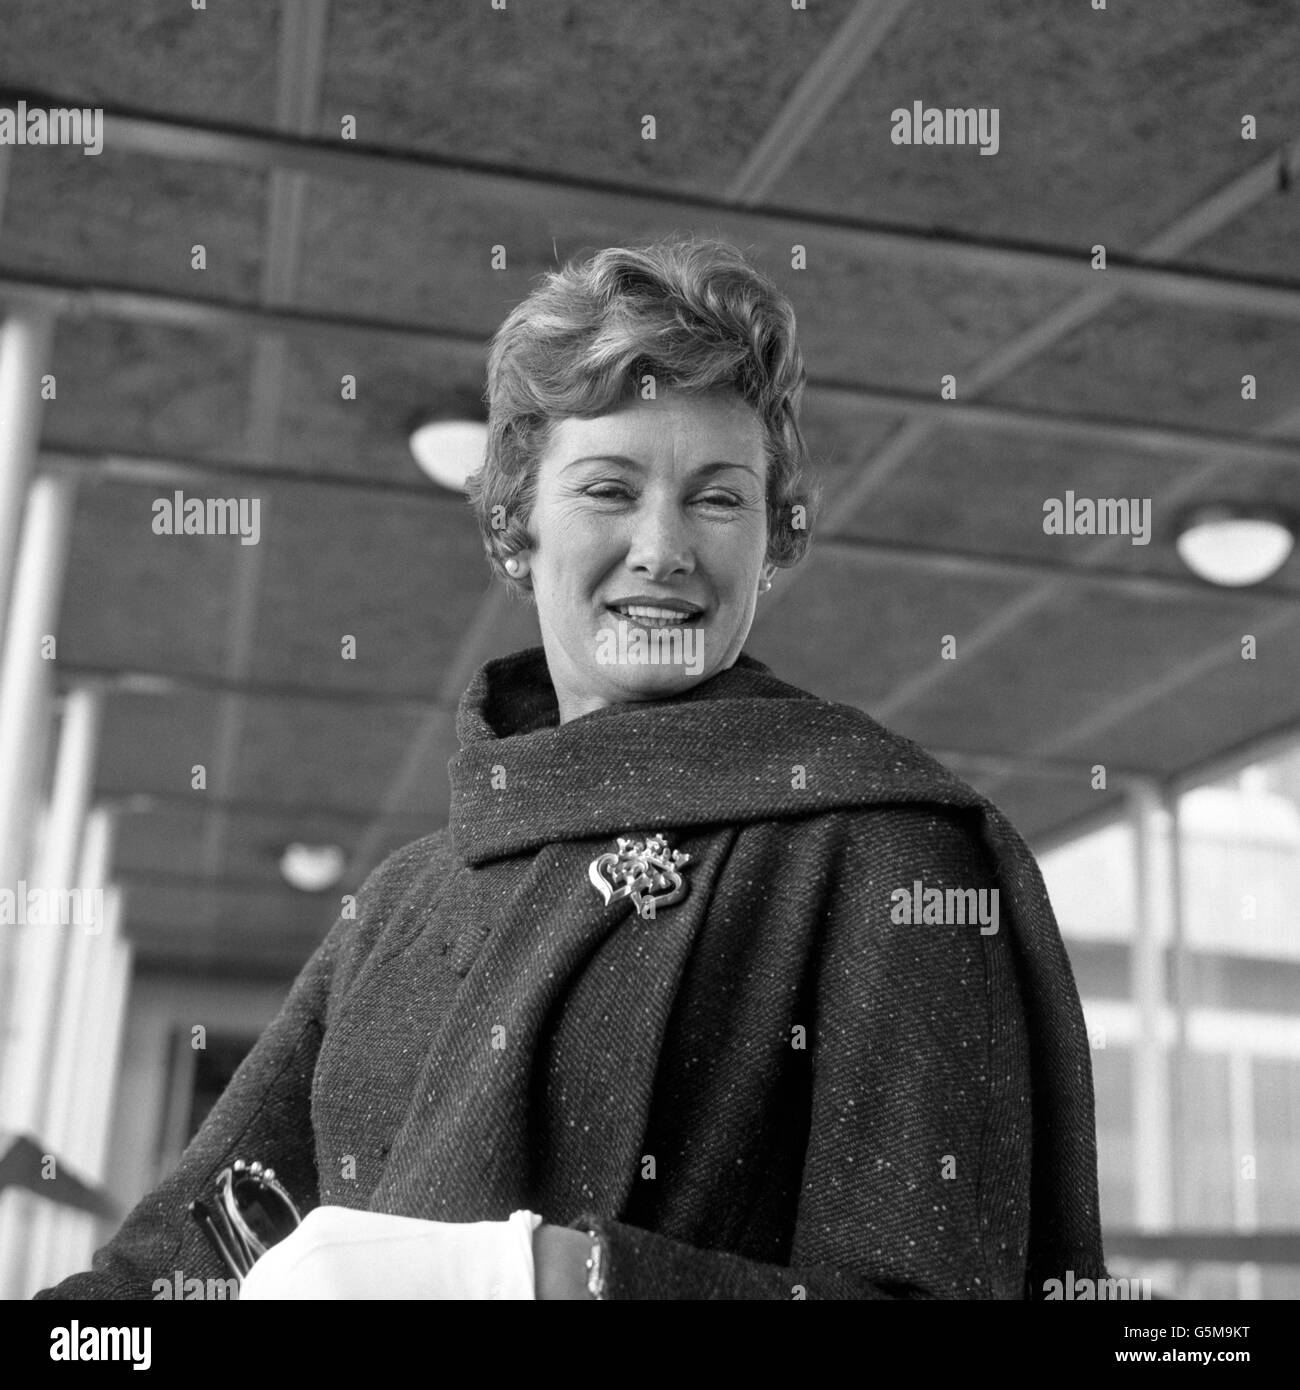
[0,0,1297,1346]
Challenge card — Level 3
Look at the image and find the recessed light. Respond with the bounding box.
[409,416,487,491]
[1175,505,1295,587]
[279,842,346,893]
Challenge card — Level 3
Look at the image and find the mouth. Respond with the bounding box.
[605,599,704,627]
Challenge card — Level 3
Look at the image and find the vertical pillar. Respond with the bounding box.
[1227,1050,1262,1300]
[1129,781,1175,1242]
[0,683,101,1298]
[45,889,131,1294]
[2,686,102,1124]
[0,309,55,643]
[26,801,115,1293]
[0,473,77,902]
[1165,788,1192,1298]
[0,310,62,1050]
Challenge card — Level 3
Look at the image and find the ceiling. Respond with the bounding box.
[2,0,1299,977]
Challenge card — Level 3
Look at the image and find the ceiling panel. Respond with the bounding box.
[832,426,1300,591]
[1050,608,1300,774]
[1,0,279,127]
[96,691,226,796]
[225,695,445,811]
[769,0,1300,249]
[122,881,339,973]
[895,584,1296,757]
[59,479,240,676]
[315,0,856,188]
[44,319,253,457]
[982,300,1300,433]
[1,147,268,300]
[1183,192,1300,284]
[243,485,490,696]
[749,549,1036,712]
[272,330,485,482]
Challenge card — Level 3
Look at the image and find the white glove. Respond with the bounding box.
[238,1206,544,1300]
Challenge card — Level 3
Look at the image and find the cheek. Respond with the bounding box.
[533,508,614,590]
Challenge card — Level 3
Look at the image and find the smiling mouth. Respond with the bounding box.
[606,604,704,626]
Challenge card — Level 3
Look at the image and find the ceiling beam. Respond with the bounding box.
[58,661,436,711]
[97,786,389,822]
[10,275,1300,468]
[813,535,1300,604]
[63,660,1151,790]
[0,270,483,348]
[4,88,1300,321]
[726,0,913,204]
[43,446,1300,571]
[1167,712,1300,796]
[197,0,333,883]
[803,383,1300,468]
[42,443,458,501]
[1004,602,1300,785]
[866,399,1300,727]
[762,136,1300,614]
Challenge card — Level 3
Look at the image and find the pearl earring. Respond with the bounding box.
[505,558,520,575]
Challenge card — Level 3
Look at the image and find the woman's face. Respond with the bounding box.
[518,388,771,723]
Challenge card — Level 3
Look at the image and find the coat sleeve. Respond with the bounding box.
[32,912,349,1300]
[26,827,453,1302]
[570,805,1036,1299]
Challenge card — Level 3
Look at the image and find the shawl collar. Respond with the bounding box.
[449,645,978,865]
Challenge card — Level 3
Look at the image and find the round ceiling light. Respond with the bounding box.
[1175,506,1294,588]
[280,842,346,893]
[409,417,487,491]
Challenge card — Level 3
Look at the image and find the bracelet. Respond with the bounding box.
[584,1228,606,1300]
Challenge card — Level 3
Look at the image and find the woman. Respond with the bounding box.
[39,237,1105,1300]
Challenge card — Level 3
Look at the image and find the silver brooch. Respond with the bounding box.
[588,832,691,920]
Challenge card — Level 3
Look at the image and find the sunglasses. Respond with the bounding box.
[188,1158,302,1282]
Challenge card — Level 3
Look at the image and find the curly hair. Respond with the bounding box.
[465,236,819,597]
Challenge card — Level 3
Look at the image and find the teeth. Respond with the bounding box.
[614,605,694,621]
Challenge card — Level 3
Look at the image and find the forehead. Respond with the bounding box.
[541,389,766,462]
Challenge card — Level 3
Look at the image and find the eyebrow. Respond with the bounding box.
[562,455,761,480]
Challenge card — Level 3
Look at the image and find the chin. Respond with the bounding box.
[607,665,708,701]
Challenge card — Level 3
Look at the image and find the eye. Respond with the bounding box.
[695,491,743,509]
[582,483,636,501]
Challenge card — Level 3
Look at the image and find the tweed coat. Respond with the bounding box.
[40,646,1105,1300]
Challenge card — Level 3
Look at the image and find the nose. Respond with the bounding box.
[624,494,695,579]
